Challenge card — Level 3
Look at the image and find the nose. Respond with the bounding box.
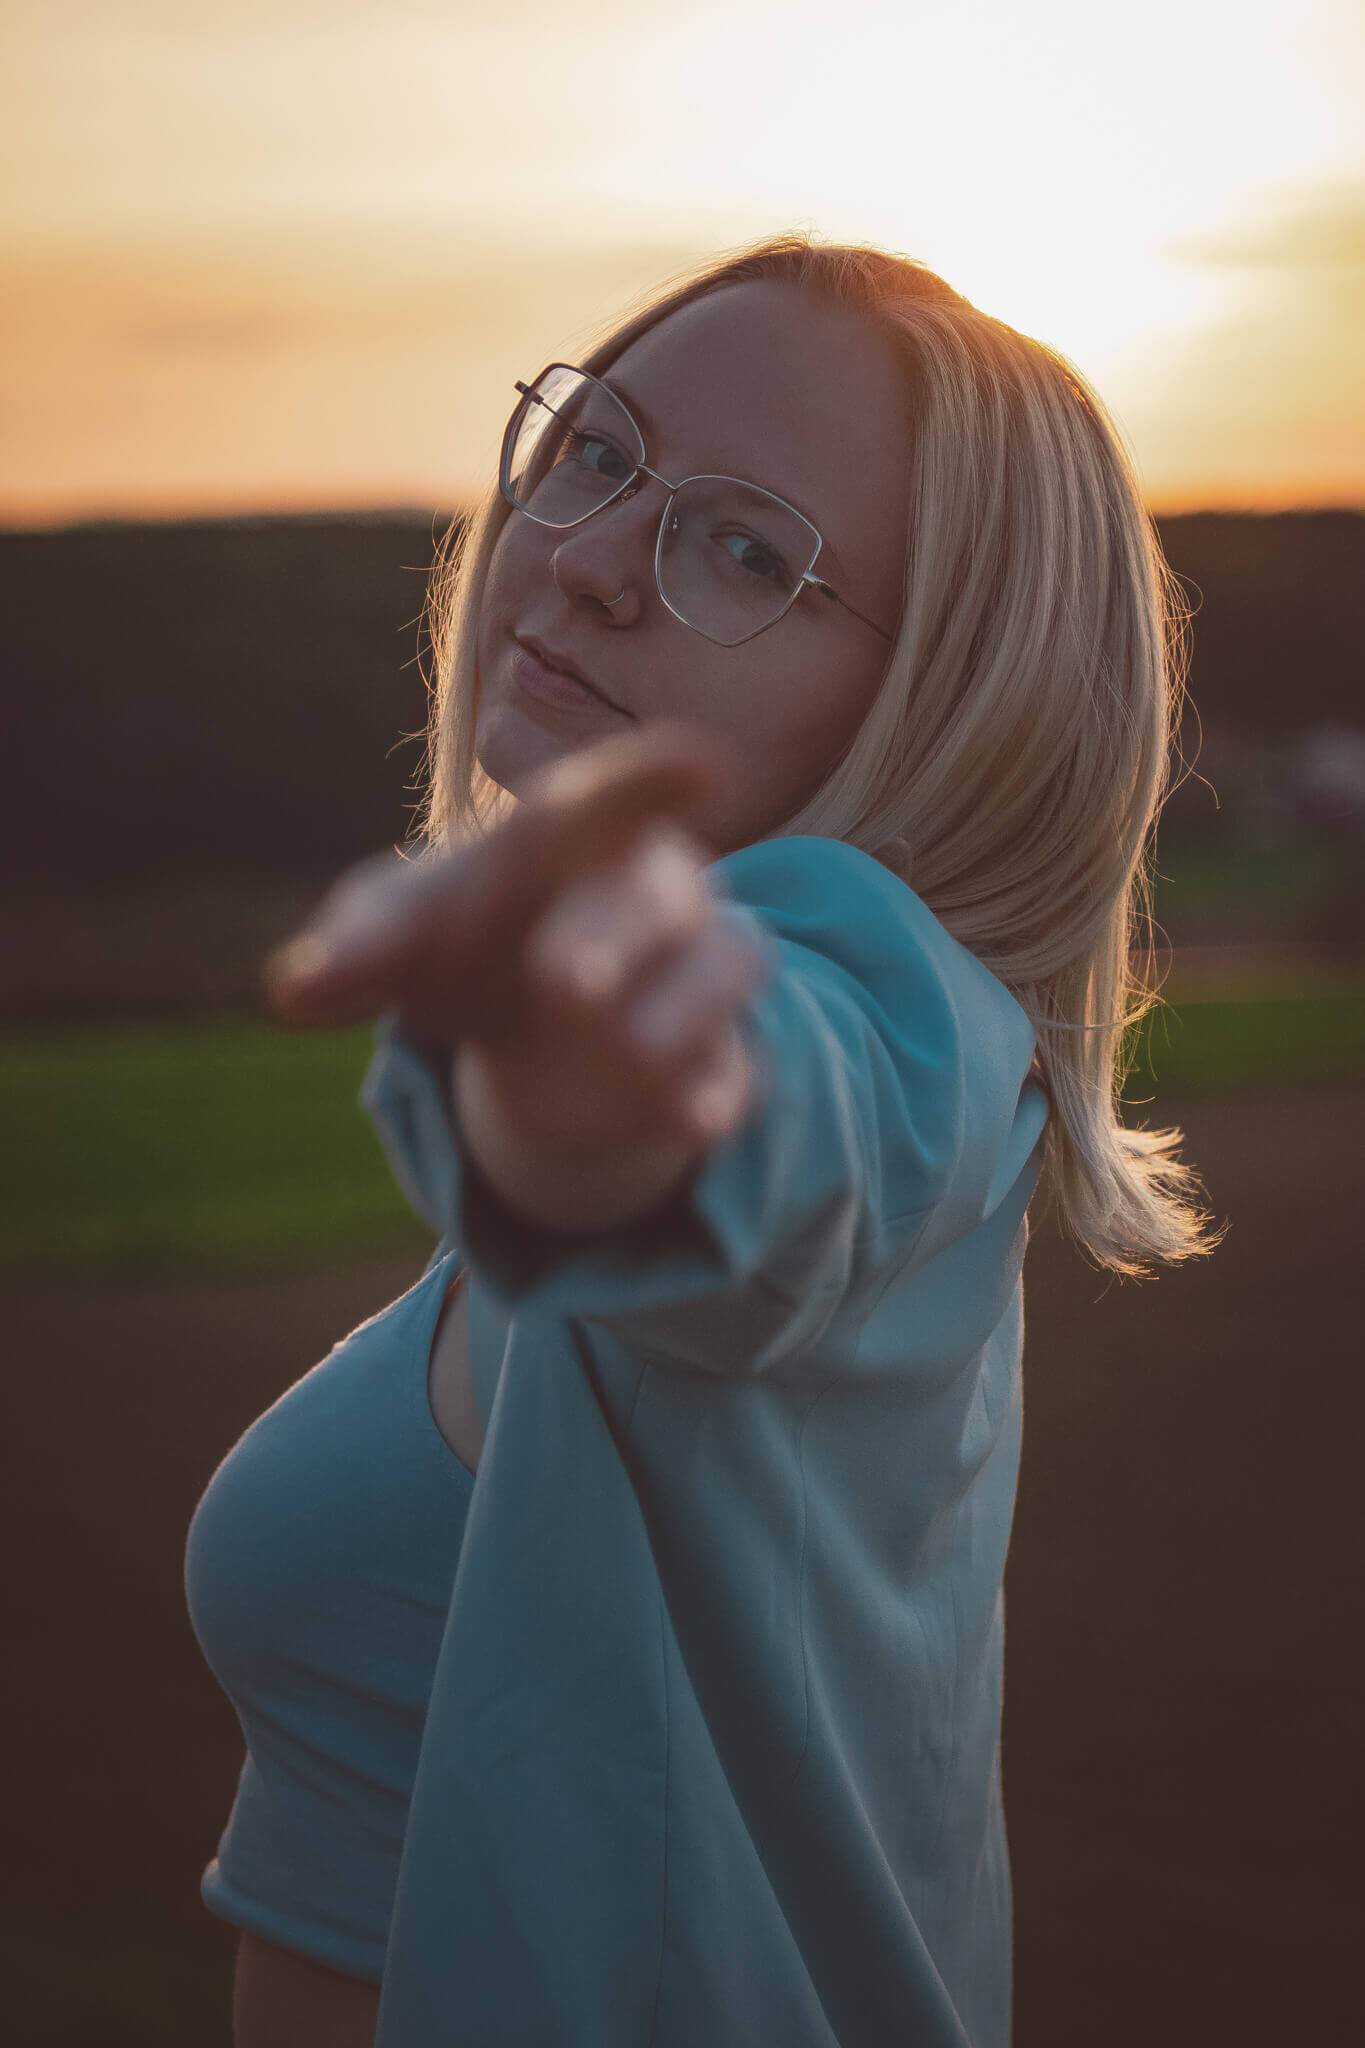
[549,475,665,622]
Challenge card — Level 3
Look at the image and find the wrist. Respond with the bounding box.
[452,1042,700,1233]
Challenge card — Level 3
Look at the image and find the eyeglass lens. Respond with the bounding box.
[503,367,821,647]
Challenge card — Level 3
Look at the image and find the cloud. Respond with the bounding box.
[128,311,322,355]
[1162,182,1365,274]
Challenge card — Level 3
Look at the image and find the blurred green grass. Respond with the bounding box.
[1,1018,429,1287]
[2,995,1362,1286]
[1125,988,1365,1098]
[1153,841,1363,948]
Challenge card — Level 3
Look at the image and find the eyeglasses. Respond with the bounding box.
[499,363,896,649]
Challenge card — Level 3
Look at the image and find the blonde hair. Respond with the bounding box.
[416,232,1219,1276]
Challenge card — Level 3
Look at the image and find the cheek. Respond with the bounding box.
[487,511,564,620]
[690,661,879,850]
[476,525,547,694]
[482,520,533,623]
[765,658,883,786]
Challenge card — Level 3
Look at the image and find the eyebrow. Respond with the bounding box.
[598,371,852,584]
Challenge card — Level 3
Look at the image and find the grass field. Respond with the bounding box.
[3,989,1363,1285]
[1,1019,427,1283]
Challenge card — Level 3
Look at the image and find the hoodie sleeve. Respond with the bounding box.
[359,835,1044,1375]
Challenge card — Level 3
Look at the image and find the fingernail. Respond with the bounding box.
[267,935,334,988]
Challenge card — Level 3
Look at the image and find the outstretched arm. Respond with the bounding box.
[271,723,1043,1374]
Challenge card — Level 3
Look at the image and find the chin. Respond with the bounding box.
[474,701,579,798]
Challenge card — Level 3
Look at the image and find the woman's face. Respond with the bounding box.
[474,279,913,855]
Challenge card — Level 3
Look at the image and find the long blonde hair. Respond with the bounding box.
[416,232,1218,1275]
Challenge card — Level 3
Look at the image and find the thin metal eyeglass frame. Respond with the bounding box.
[500,364,895,648]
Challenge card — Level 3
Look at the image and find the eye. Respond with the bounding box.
[564,429,634,482]
[716,531,790,585]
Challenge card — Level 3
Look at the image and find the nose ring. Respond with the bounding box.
[605,590,626,606]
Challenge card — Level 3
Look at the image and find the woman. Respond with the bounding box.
[186,233,1217,2047]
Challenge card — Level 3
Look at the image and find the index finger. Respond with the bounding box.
[267,721,734,1036]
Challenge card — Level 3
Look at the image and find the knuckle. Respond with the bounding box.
[638,830,706,907]
[524,914,575,988]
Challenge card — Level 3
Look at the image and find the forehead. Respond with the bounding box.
[602,280,913,577]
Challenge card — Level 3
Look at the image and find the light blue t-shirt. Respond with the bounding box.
[361,832,1048,2048]
[185,1242,472,1979]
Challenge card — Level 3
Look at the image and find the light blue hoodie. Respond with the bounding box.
[361,831,1048,2048]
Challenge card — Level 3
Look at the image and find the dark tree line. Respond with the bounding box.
[3,510,1361,888]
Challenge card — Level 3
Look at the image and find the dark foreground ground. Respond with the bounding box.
[5,1088,1362,2046]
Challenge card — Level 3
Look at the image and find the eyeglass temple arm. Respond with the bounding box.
[803,572,895,642]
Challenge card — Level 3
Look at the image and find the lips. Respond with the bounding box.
[515,635,628,715]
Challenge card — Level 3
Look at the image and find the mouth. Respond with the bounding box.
[514,635,629,716]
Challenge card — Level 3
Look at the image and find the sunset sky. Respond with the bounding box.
[3,0,1362,526]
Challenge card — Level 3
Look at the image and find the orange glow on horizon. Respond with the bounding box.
[3,211,1362,532]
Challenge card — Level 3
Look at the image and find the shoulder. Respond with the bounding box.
[706,835,1042,1239]
[709,834,1033,1061]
